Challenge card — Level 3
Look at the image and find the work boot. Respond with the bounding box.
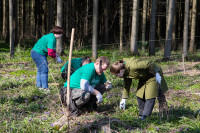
[139,115,146,120]
[39,88,50,94]
[69,98,80,116]
[60,87,67,104]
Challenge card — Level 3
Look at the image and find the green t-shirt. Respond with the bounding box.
[32,33,56,55]
[61,58,82,73]
[64,62,107,89]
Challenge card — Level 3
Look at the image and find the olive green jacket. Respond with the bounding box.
[122,57,168,99]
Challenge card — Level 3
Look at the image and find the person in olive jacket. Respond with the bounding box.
[110,57,168,119]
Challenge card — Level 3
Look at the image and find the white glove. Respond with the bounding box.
[105,81,112,90]
[56,54,62,63]
[96,92,103,103]
[155,72,161,84]
[120,99,126,110]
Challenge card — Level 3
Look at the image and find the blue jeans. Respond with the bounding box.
[31,50,48,88]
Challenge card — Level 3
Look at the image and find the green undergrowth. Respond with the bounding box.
[1,46,200,132]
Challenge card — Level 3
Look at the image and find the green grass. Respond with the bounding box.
[1,44,200,132]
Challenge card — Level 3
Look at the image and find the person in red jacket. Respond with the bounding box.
[31,26,64,93]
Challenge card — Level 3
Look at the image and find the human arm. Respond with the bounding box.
[120,78,132,109]
[98,73,112,90]
[47,35,62,63]
[155,72,161,84]
[47,49,62,63]
[47,36,57,58]
[104,80,112,90]
[55,53,62,63]
[80,79,103,103]
[47,48,56,58]
[122,78,132,99]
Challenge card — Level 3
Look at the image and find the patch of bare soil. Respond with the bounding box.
[163,62,200,76]
[165,89,200,101]
[54,113,136,133]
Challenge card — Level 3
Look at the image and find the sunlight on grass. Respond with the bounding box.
[1,47,200,132]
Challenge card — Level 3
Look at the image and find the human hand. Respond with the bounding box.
[56,54,62,63]
[96,92,103,103]
[155,72,161,84]
[120,99,126,110]
[105,80,112,90]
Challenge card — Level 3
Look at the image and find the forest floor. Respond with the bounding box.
[1,49,200,132]
[52,61,200,132]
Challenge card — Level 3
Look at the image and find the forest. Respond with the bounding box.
[1,0,200,132]
[1,0,200,57]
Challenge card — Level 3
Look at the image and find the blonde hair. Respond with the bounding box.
[110,60,125,74]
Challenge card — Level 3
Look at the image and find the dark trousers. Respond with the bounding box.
[137,97,155,117]
[60,84,106,116]
[61,73,68,80]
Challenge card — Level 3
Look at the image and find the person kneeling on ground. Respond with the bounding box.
[61,56,91,80]
[60,56,112,116]
[110,57,168,120]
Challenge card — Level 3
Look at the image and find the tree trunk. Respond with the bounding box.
[31,0,35,39]
[9,0,14,57]
[188,0,197,53]
[119,0,124,52]
[56,0,63,55]
[17,0,20,37]
[72,0,75,28]
[42,0,46,34]
[3,0,7,38]
[21,0,24,38]
[165,0,169,36]
[149,0,157,56]
[65,0,69,38]
[141,0,147,51]
[92,0,98,59]
[130,0,139,55]
[172,1,177,51]
[48,0,53,32]
[84,0,89,37]
[35,0,40,40]
[164,0,176,59]
[104,0,109,44]
[183,0,190,58]
[14,0,18,45]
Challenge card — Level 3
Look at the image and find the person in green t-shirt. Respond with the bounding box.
[110,57,168,120]
[61,56,91,80]
[60,56,112,116]
[31,26,64,93]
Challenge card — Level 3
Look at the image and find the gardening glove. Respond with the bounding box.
[155,72,161,85]
[105,80,112,90]
[96,92,103,103]
[56,54,62,63]
[120,98,126,110]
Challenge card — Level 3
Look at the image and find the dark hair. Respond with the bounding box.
[51,26,64,34]
[110,60,125,74]
[95,56,110,66]
[81,56,91,65]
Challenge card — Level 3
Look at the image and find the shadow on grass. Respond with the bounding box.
[0,40,9,52]
[71,105,200,132]
[0,94,49,123]
[1,81,35,90]
[70,116,140,133]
